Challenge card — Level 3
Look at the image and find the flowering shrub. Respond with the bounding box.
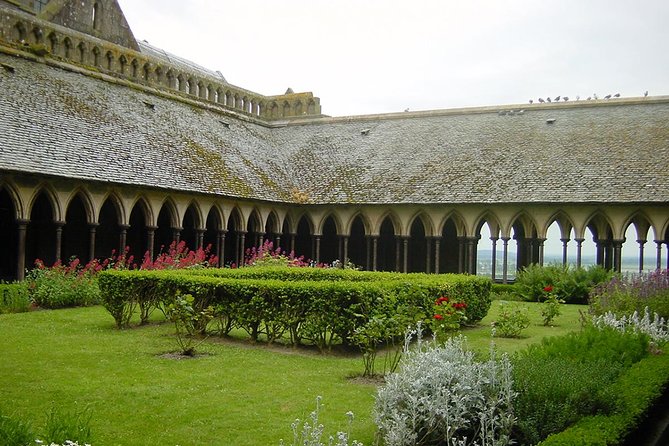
[279,396,362,446]
[27,258,101,308]
[515,263,613,304]
[141,241,218,270]
[491,302,530,338]
[431,296,467,342]
[589,269,669,319]
[375,329,515,446]
[540,285,564,326]
[244,240,308,267]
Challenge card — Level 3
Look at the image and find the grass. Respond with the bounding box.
[0,302,586,445]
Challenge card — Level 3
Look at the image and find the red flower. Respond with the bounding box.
[453,302,467,310]
[434,314,444,320]
[543,285,554,292]
[436,296,450,305]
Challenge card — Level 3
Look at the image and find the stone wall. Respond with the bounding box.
[0,2,322,121]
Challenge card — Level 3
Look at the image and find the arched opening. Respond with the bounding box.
[408,218,427,272]
[320,216,339,265]
[127,202,148,262]
[294,216,313,262]
[621,222,656,273]
[440,218,460,274]
[348,216,367,269]
[203,208,222,264]
[181,205,199,250]
[154,204,176,256]
[0,189,18,281]
[96,198,120,259]
[26,192,56,267]
[92,2,101,30]
[476,222,498,278]
[246,211,263,253]
[377,216,397,272]
[62,195,89,262]
[224,209,242,267]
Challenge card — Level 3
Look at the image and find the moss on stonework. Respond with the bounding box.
[181,139,253,197]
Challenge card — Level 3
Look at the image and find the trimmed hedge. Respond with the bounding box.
[98,268,492,348]
[0,283,31,314]
[537,352,669,446]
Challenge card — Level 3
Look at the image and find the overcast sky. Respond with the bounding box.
[116,0,668,117]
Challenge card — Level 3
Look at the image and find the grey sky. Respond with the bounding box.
[117,0,668,117]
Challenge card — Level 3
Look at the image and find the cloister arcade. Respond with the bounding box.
[1,178,668,282]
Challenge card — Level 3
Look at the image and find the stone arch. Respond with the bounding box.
[438,211,468,274]
[509,211,540,273]
[31,26,43,44]
[127,197,151,261]
[91,46,101,67]
[13,21,27,42]
[131,58,139,78]
[294,214,314,262]
[0,186,20,280]
[407,212,433,273]
[377,212,401,272]
[26,188,60,267]
[105,50,115,71]
[77,41,87,63]
[282,101,291,117]
[0,181,24,219]
[215,88,224,104]
[307,100,317,114]
[153,65,164,86]
[224,90,233,107]
[245,208,264,252]
[95,193,123,260]
[264,210,281,247]
[188,77,197,95]
[347,213,370,269]
[62,37,72,59]
[319,214,341,265]
[47,31,59,55]
[118,54,127,75]
[203,204,224,265]
[621,211,653,272]
[583,211,616,269]
[154,198,179,255]
[224,207,244,266]
[269,101,279,118]
[166,69,176,89]
[294,101,303,116]
[181,202,203,250]
[142,62,151,82]
[62,192,92,262]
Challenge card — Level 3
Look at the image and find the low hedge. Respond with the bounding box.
[0,282,31,314]
[537,352,669,446]
[98,268,492,348]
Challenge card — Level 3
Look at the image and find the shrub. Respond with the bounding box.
[26,259,100,309]
[511,326,650,445]
[540,285,564,326]
[515,263,613,304]
[589,269,669,319]
[0,282,31,314]
[374,332,515,446]
[491,302,530,338]
[165,293,214,355]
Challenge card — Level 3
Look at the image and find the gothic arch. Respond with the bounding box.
[127,197,151,261]
[64,188,95,224]
[374,210,402,236]
[0,181,24,219]
[28,185,62,222]
[13,21,27,42]
[344,211,372,236]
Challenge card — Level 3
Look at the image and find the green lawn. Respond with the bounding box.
[0,302,586,445]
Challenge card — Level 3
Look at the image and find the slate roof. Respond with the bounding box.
[1,50,668,205]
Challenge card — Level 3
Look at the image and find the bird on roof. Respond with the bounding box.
[404,108,410,112]
[538,98,545,103]
[576,95,580,100]
[644,90,649,97]
[593,93,599,99]
[563,96,569,101]
[604,94,612,99]
[613,93,620,98]
[586,96,592,101]
[554,96,561,102]
[547,97,552,102]
[529,99,533,104]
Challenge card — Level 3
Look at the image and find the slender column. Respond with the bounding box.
[342,236,349,263]
[395,236,401,272]
[466,237,477,275]
[538,238,546,267]
[501,237,510,284]
[119,224,129,253]
[196,229,205,250]
[146,225,157,260]
[655,240,663,270]
[16,219,29,281]
[365,236,371,270]
[88,223,99,262]
[337,235,343,262]
[217,230,227,267]
[561,238,570,265]
[238,231,247,266]
[290,233,296,254]
[612,239,624,273]
[54,221,64,263]
[274,234,281,249]
[172,226,183,244]
[372,236,378,271]
[315,236,321,264]
[402,237,409,273]
[575,238,584,268]
[490,237,498,280]
[425,237,432,274]
[434,238,441,275]
[637,239,646,272]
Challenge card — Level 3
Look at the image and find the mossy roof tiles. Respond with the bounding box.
[1,51,668,205]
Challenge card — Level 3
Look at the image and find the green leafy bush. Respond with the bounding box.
[589,269,669,319]
[512,326,650,445]
[0,282,31,314]
[26,259,100,309]
[491,302,530,338]
[515,264,613,304]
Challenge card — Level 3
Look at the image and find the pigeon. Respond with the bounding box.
[604,94,612,99]
[547,97,552,102]
[529,99,533,104]
[593,93,599,99]
[563,96,569,101]
[576,95,580,101]
[554,96,561,102]
[613,93,620,98]
[538,98,545,103]
[644,90,649,97]
[586,96,592,101]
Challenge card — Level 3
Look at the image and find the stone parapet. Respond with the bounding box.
[0,4,321,121]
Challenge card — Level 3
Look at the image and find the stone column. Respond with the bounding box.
[655,240,663,270]
[561,238,570,266]
[434,237,441,275]
[637,239,646,272]
[55,221,64,263]
[16,219,29,281]
[196,229,205,250]
[458,237,465,274]
[146,225,157,260]
[365,236,371,270]
[425,237,432,274]
[274,234,281,249]
[238,231,247,266]
[290,233,296,254]
[501,237,510,284]
[172,226,183,244]
[538,238,546,267]
[217,230,227,267]
[372,236,378,271]
[119,224,129,253]
[342,236,349,263]
[88,223,99,262]
[395,236,401,272]
[402,237,409,273]
[612,239,624,273]
[465,236,477,275]
[315,236,321,264]
[575,238,584,268]
[490,237,498,281]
